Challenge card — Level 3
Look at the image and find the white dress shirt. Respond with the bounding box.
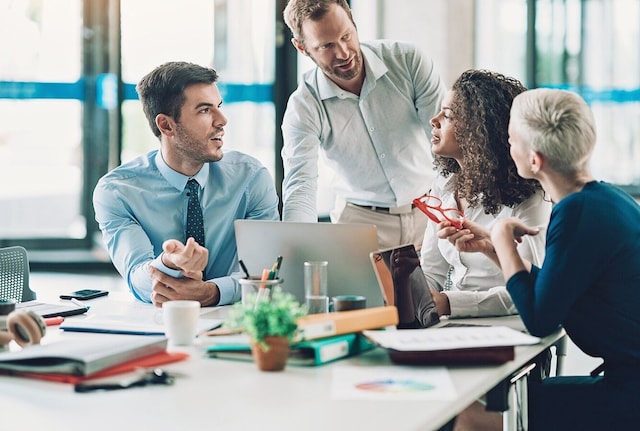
[281,40,446,221]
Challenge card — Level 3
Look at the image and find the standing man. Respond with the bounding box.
[93,62,279,307]
[281,0,446,249]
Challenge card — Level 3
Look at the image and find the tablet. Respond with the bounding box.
[369,244,439,328]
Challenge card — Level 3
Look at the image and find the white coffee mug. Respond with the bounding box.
[162,300,200,345]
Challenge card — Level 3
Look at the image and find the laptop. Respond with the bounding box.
[16,300,89,318]
[234,220,384,308]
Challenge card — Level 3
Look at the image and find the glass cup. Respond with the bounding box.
[304,261,329,314]
[239,277,284,306]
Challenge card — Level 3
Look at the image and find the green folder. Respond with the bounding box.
[206,332,375,366]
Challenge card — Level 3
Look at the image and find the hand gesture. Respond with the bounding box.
[438,219,494,255]
[161,237,208,280]
[149,266,218,307]
[491,217,540,245]
[389,246,420,283]
[389,246,420,327]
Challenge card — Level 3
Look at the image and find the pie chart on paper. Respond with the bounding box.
[355,379,435,393]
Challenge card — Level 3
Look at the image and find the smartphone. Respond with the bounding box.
[60,289,109,300]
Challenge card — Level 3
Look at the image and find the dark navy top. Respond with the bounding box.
[507,181,640,368]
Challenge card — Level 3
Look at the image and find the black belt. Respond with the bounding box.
[350,202,417,214]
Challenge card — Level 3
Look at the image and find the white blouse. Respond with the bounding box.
[419,175,552,318]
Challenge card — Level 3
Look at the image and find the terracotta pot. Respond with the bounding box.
[250,336,290,371]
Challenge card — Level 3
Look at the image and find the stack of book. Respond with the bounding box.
[206,305,399,366]
[0,334,187,383]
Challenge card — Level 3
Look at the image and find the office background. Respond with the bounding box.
[1,0,638,267]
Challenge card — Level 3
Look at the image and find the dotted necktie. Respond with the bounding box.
[185,179,205,247]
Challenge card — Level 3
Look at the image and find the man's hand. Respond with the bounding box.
[149,266,219,307]
[161,238,208,280]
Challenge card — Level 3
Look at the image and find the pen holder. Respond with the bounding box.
[239,277,284,306]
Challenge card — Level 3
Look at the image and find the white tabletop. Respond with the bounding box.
[0,288,563,431]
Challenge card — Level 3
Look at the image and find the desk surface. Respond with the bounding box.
[0,289,563,431]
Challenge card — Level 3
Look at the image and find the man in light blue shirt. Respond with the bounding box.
[93,62,279,307]
[282,0,445,249]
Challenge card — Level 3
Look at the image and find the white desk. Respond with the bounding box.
[0,289,563,431]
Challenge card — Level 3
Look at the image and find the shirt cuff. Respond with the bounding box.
[444,291,479,318]
[213,276,241,306]
[149,253,183,279]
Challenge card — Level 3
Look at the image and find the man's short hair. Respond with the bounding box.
[283,0,354,46]
[136,62,219,138]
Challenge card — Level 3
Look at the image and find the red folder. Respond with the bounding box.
[2,351,189,384]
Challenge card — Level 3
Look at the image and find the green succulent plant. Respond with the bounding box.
[224,287,307,351]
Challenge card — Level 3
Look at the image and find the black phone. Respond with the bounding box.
[59,289,109,300]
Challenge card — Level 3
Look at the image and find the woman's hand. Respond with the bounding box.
[491,217,540,245]
[389,246,420,282]
[438,220,494,254]
[389,247,420,326]
[490,217,539,279]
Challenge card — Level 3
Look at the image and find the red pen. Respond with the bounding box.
[44,316,65,326]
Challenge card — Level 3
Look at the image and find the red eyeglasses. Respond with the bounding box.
[412,195,465,229]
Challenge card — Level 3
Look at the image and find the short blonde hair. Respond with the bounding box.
[510,88,596,176]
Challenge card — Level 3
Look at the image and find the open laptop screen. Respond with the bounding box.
[234,220,384,308]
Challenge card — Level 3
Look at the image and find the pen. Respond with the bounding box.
[259,268,271,287]
[66,297,90,311]
[239,259,251,279]
[44,316,65,326]
[268,256,283,280]
[254,268,272,308]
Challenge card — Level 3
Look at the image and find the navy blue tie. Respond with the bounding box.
[185,179,205,247]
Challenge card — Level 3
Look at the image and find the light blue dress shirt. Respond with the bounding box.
[93,150,280,305]
[281,40,446,221]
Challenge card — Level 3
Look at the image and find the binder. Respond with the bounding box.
[295,306,399,340]
[206,333,376,366]
[363,326,540,365]
[387,345,515,365]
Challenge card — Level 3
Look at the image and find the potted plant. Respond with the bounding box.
[224,287,307,371]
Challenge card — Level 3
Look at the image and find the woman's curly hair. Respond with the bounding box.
[434,69,542,215]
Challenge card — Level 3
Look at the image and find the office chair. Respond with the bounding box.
[0,246,37,302]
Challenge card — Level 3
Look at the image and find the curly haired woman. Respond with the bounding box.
[396,69,552,326]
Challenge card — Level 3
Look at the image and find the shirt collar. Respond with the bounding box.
[154,150,210,191]
[316,44,388,101]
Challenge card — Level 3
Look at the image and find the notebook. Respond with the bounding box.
[0,334,167,376]
[16,300,89,318]
[234,220,384,307]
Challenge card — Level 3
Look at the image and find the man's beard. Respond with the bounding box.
[174,123,223,164]
[311,49,362,83]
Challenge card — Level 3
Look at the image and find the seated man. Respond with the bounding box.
[93,61,279,307]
